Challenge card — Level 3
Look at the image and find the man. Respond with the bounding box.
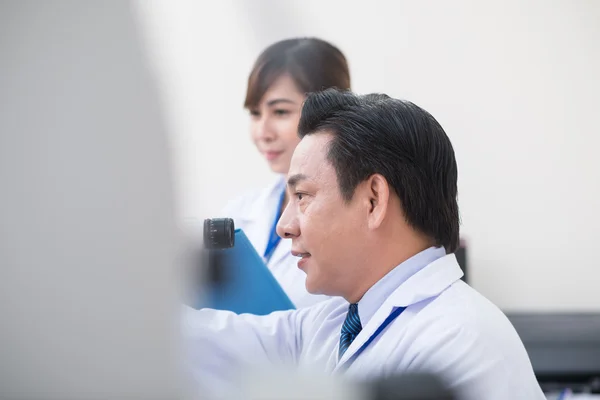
[184,89,545,399]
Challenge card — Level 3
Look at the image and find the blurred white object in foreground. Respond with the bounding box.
[0,1,182,399]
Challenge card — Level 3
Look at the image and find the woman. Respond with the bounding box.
[222,38,351,308]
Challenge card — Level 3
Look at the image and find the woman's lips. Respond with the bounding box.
[264,151,283,161]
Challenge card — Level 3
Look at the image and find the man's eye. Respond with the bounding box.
[274,109,290,116]
[295,193,304,201]
[249,109,260,117]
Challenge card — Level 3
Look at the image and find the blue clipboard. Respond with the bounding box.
[201,229,296,315]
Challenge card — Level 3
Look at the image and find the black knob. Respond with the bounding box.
[203,218,235,249]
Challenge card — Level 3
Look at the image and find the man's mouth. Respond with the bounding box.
[292,251,311,270]
[291,251,311,259]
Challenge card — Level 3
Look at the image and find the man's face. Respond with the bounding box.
[276,133,368,297]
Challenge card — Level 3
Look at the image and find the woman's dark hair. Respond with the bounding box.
[244,38,350,108]
[298,89,460,253]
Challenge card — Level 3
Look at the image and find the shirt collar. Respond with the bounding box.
[357,246,447,328]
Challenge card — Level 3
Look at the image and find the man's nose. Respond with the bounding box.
[276,202,299,239]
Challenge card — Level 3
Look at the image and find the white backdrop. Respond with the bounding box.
[135,0,600,311]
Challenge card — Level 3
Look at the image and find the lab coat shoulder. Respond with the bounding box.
[220,176,283,221]
[401,281,544,400]
[220,187,262,220]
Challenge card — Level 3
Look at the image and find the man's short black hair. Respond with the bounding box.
[298,89,460,253]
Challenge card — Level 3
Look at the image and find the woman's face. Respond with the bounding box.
[249,74,305,174]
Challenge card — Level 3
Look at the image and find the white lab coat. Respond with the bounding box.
[183,253,545,400]
[221,176,330,308]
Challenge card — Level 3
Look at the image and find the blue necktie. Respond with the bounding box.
[339,303,362,359]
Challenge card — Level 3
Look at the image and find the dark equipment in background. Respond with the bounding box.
[368,373,457,400]
[507,313,600,394]
[203,218,235,249]
[202,218,235,285]
[184,217,236,304]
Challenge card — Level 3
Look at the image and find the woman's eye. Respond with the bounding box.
[274,109,290,116]
[295,193,304,201]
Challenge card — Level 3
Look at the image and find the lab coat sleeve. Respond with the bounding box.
[182,305,306,395]
[401,319,545,400]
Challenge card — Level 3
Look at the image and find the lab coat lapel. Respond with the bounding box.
[240,218,269,261]
[237,177,285,258]
[334,254,464,372]
[385,254,464,307]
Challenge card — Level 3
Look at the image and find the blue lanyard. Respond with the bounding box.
[263,186,286,263]
[345,306,407,366]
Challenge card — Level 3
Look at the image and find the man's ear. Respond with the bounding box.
[365,174,389,230]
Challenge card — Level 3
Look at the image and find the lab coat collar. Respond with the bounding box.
[357,247,446,328]
[238,175,286,223]
[336,253,464,370]
[387,252,464,308]
[236,175,287,264]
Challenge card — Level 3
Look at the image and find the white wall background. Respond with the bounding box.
[135,0,600,312]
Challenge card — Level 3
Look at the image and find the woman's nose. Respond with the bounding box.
[253,117,275,142]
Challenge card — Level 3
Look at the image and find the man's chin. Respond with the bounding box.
[304,279,323,296]
[305,277,333,297]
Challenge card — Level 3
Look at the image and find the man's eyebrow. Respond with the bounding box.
[287,173,309,189]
